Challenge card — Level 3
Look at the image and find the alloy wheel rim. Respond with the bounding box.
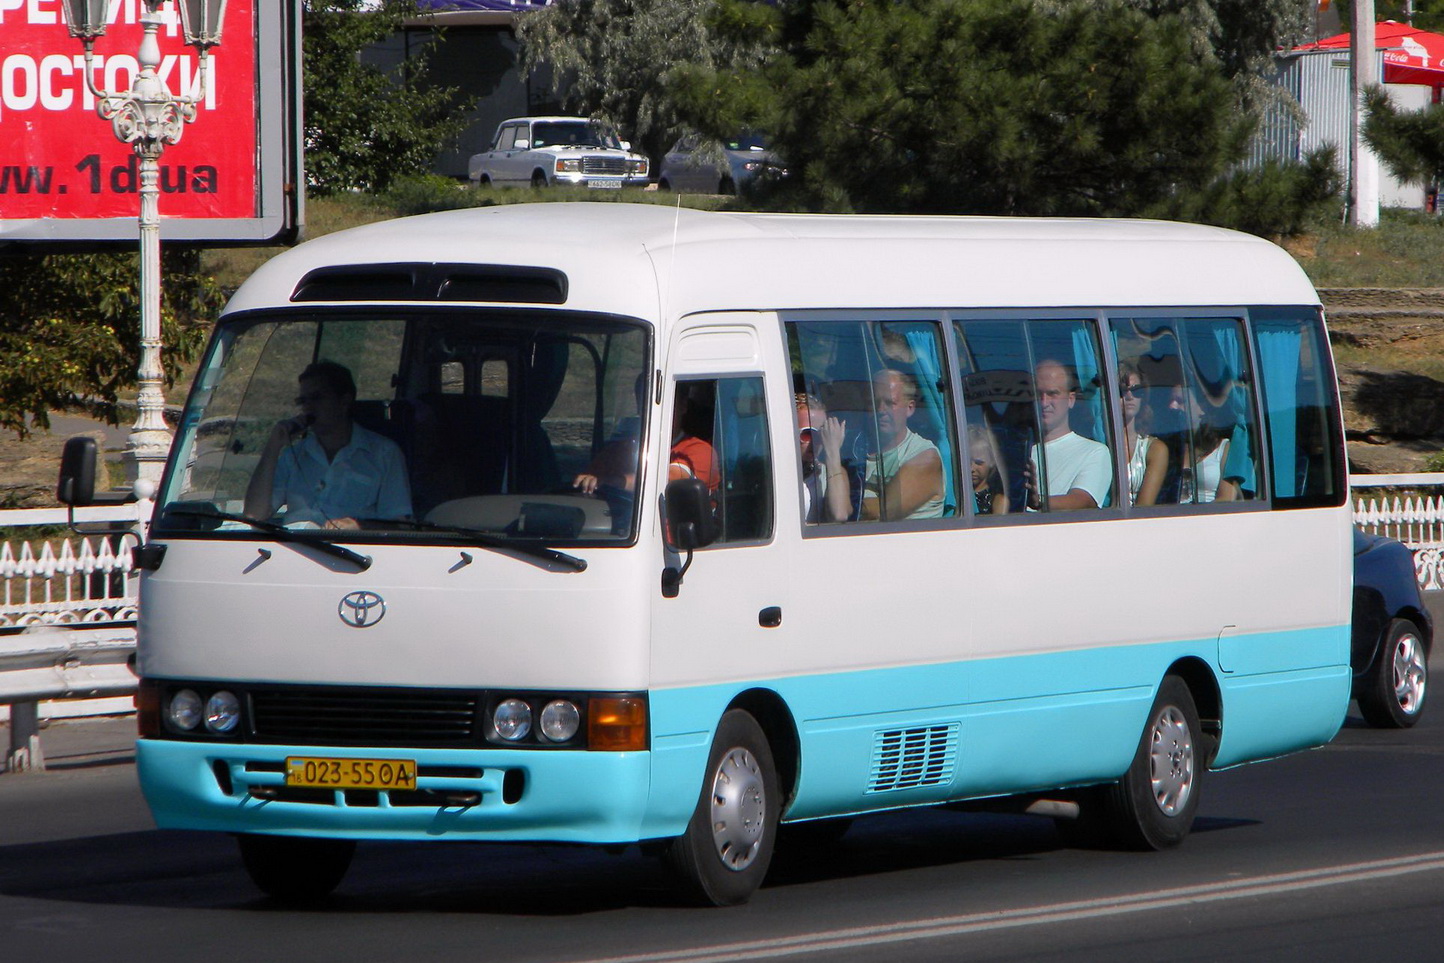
[1392,632,1427,715]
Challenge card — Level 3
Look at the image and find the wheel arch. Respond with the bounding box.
[726,688,801,812]
[1165,657,1222,766]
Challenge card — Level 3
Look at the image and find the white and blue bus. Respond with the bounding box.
[89,205,1350,905]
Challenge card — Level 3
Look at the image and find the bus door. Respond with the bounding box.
[650,319,792,692]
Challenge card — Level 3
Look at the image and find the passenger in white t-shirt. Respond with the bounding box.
[1025,360,1112,511]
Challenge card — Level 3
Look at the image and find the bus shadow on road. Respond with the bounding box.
[0,807,1263,914]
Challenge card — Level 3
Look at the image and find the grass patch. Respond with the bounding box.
[1332,344,1444,381]
[1299,208,1444,288]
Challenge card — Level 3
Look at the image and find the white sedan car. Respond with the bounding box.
[467,116,649,189]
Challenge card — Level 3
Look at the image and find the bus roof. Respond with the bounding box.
[224,203,1321,321]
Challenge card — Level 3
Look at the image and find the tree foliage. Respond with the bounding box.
[672,0,1254,215]
[304,0,475,194]
[1363,84,1444,188]
[0,250,222,437]
[515,0,775,162]
[1150,146,1345,236]
[1333,0,1444,34]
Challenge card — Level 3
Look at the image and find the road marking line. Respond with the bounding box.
[573,851,1444,963]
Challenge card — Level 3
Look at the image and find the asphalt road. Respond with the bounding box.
[2,679,1442,963]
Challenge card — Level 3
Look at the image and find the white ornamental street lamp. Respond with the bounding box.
[59,0,229,488]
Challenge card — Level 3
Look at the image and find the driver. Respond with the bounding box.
[243,361,412,529]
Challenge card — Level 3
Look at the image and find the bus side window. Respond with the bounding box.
[1253,310,1345,508]
[788,319,957,524]
[955,320,1039,516]
[671,378,774,544]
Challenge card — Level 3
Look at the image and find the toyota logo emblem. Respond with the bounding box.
[338,591,386,628]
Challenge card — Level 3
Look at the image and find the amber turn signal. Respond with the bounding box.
[588,696,647,751]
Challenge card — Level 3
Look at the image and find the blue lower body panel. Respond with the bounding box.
[137,740,651,844]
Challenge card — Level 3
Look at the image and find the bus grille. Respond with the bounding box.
[249,687,482,747]
[867,724,959,793]
[582,157,626,175]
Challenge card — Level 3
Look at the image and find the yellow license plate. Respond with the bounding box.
[284,756,418,790]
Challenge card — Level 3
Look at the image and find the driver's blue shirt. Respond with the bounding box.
[271,423,412,525]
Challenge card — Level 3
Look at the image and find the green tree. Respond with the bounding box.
[516,0,775,163]
[0,250,222,437]
[304,0,475,194]
[671,0,1254,216]
[1334,1,1444,34]
[1362,84,1444,193]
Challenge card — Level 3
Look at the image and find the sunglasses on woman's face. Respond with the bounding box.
[1121,384,1144,397]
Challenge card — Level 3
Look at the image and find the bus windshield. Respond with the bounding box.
[155,310,652,545]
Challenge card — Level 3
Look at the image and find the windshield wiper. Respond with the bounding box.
[161,506,373,571]
[371,517,587,572]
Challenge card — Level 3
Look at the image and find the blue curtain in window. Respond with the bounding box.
[1209,323,1258,496]
[905,330,956,513]
[1255,322,1302,499]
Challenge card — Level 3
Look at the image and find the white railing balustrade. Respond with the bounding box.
[1351,473,1444,591]
[0,505,145,628]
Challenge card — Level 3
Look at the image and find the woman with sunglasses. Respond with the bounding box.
[1119,361,1168,506]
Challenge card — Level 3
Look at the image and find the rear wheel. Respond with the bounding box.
[1358,618,1429,728]
[1061,676,1203,851]
[665,709,779,906]
[237,834,355,903]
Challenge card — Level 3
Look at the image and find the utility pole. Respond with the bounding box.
[1351,0,1381,227]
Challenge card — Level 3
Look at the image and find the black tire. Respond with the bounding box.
[237,834,355,903]
[476,175,491,189]
[665,709,779,906]
[718,176,736,195]
[531,170,548,189]
[1097,676,1204,851]
[658,178,673,192]
[1358,618,1429,728]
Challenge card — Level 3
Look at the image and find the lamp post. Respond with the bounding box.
[59,0,228,489]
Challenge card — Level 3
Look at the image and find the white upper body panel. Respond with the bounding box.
[223,204,1321,324]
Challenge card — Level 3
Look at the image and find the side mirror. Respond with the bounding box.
[57,436,98,507]
[619,140,631,151]
[664,477,718,550]
[661,477,717,599]
[514,138,530,150]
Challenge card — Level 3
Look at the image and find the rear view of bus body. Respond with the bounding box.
[132,205,1352,905]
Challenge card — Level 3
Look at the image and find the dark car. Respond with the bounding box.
[1352,528,1432,727]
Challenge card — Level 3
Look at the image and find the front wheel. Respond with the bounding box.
[665,709,779,906]
[1096,675,1204,851]
[1358,618,1429,728]
[531,170,548,189]
[237,834,355,903]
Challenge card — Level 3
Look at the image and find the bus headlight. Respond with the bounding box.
[540,699,581,742]
[493,698,532,741]
[204,690,241,733]
[168,689,202,731]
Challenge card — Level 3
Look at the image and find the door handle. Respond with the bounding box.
[759,606,782,628]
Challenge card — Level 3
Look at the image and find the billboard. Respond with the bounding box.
[0,0,300,245]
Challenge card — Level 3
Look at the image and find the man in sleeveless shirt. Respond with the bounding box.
[859,368,945,521]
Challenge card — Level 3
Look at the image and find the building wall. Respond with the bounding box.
[365,25,559,180]
[1253,49,1429,210]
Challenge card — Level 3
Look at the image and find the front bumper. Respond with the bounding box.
[137,738,653,843]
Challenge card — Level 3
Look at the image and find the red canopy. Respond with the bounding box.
[1296,21,1444,87]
